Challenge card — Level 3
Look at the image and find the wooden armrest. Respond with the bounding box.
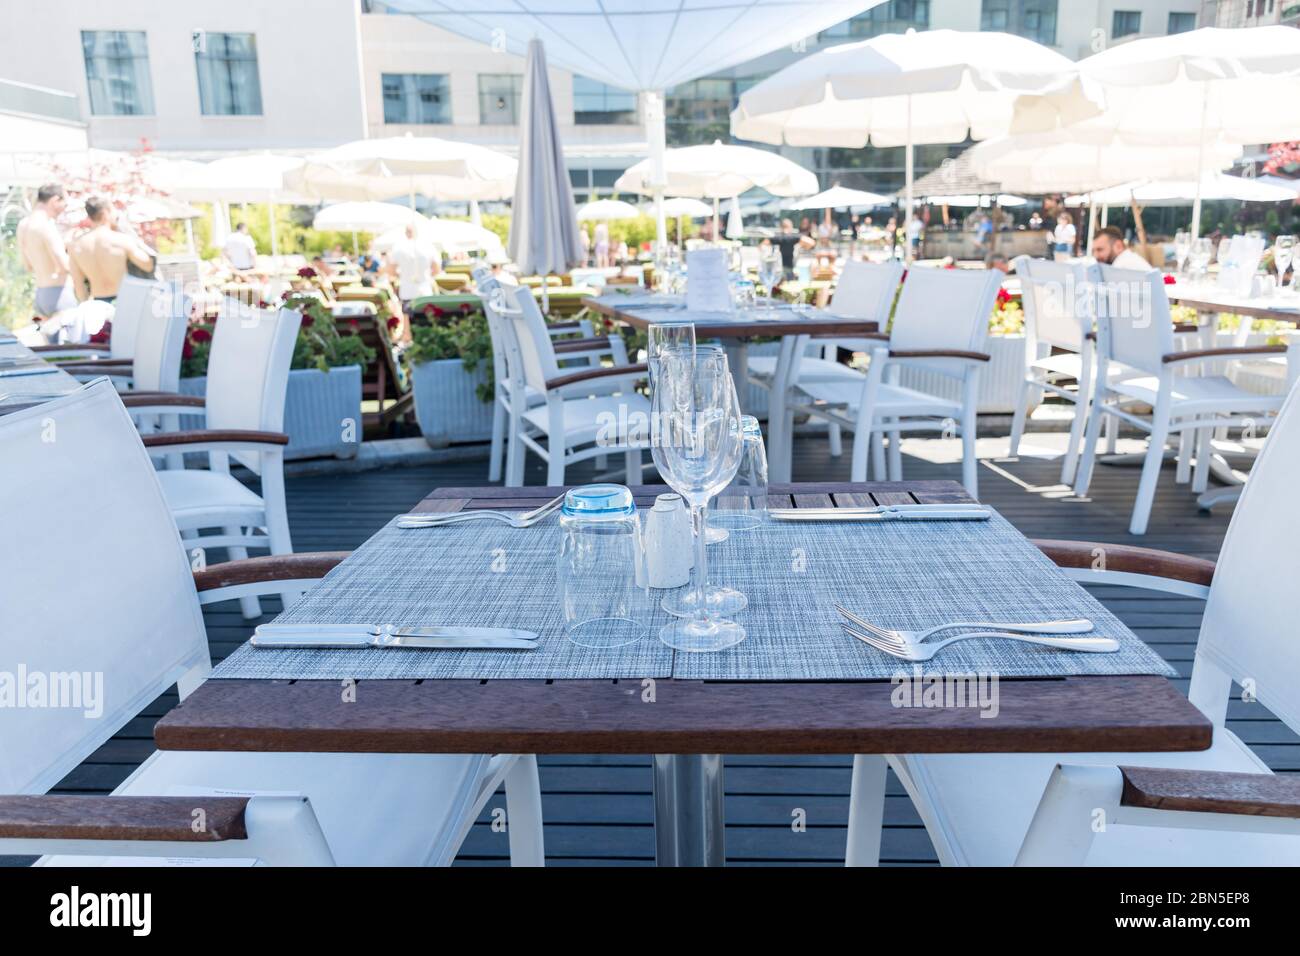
[1032,538,1216,587]
[1119,766,1300,819]
[141,428,288,448]
[553,335,612,354]
[122,392,206,409]
[1172,322,1202,334]
[30,342,109,353]
[0,795,248,842]
[548,320,583,331]
[889,349,991,362]
[1162,345,1288,364]
[546,362,648,390]
[62,357,133,367]
[193,551,350,592]
[58,363,133,376]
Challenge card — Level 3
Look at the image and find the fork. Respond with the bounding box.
[396,493,566,529]
[834,604,1094,644]
[840,620,1119,660]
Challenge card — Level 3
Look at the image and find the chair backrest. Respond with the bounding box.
[828,259,904,320]
[130,280,190,394]
[0,381,209,794]
[1015,256,1092,354]
[889,267,1003,376]
[1095,264,1175,377]
[109,276,155,360]
[473,266,515,396]
[206,298,303,434]
[500,284,560,395]
[1193,378,1300,734]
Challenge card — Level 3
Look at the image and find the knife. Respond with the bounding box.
[769,507,990,521]
[251,623,539,649]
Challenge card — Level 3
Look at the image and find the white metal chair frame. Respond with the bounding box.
[0,382,544,867]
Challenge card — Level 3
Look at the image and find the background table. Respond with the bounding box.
[156,481,1210,866]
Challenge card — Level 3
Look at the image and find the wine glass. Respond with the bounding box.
[758,250,783,317]
[1173,230,1192,277]
[1188,237,1213,282]
[1273,235,1296,294]
[650,347,747,651]
[646,322,696,397]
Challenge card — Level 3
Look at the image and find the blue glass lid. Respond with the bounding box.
[562,483,636,518]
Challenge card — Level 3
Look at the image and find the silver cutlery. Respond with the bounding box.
[251,623,539,649]
[833,606,1115,660]
[397,492,566,529]
[0,366,60,379]
[770,504,990,522]
[834,605,1095,643]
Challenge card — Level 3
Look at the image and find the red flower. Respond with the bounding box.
[996,287,1012,304]
[459,302,472,314]
[1163,274,1176,285]
[386,316,401,332]
[182,338,193,360]
[190,327,212,344]
[423,303,436,316]
[90,320,112,344]
[257,300,270,309]
[298,267,317,278]
[301,313,314,328]
[349,319,361,331]
[431,306,445,318]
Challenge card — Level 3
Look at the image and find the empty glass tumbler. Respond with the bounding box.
[557,484,648,648]
[712,416,768,532]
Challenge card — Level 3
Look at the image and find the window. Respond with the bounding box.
[1168,11,1196,32]
[821,1,930,40]
[382,73,450,124]
[665,74,765,146]
[573,76,637,125]
[478,74,521,124]
[1112,11,1142,37]
[981,0,1057,44]
[81,31,154,116]
[195,32,262,116]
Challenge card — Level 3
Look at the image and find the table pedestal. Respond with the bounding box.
[653,754,726,866]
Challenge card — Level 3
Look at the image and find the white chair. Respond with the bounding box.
[0,380,544,866]
[495,284,650,487]
[473,266,626,483]
[120,298,301,618]
[1007,256,1096,485]
[30,276,155,371]
[845,377,1300,867]
[780,267,1002,496]
[1073,266,1287,535]
[757,259,902,482]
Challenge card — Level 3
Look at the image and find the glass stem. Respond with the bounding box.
[692,503,710,623]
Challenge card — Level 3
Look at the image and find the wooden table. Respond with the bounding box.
[0,337,82,415]
[155,481,1211,866]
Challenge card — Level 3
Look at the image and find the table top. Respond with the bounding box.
[154,481,1211,757]
[584,295,880,339]
[0,338,81,415]
[1168,291,1300,323]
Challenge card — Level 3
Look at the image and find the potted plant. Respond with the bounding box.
[178,293,372,460]
[402,301,496,447]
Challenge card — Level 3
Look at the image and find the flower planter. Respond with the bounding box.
[409,357,495,447]
[179,365,363,460]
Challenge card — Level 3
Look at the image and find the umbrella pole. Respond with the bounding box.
[647,90,669,258]
[268,199,279,259]
[184,218,195,256]
[352,230,358,256]
[1190,86,1209,237]
[1086,194,1098,250]
[904,94,914,265]
[713,196,720,245]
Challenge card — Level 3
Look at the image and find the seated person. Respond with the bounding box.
[985,252,1011,273]
[1091,226,1152,271]
[310,255,335,279]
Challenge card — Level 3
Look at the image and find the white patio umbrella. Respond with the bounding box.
[286,134,518,206]
[1065,174,1298,207]
[379,0,888,258]
[653,197,713,219]
[1065,26,1300,235]
[576,198,640,221]
[509,38,582,309]
[789,185,892,210]
[172,153,311,256]
[731,29,1096,260]
[313,201,426,254]
[924,194,1028,208]
[372,217,504,256]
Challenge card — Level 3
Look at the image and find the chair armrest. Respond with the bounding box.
[546,362,648,391]
[1172,322,1202,334]
[122,392,206,409]
[141,429,289,451]
[554,335,613,354]
[547,320,584,332]
[888,349,992,363]
[193,551,350,592]
[58,363,134,377]
[1119,766,1300,819]
[1162,345,1288,365]
[1032,538,1215,587]
[0,795,248,842]
[30,342,109,354]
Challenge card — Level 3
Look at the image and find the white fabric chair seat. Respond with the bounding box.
[156,470,265,525]
[749,355,864,384]
[41,750,490,867]
[797,379,963,419]
[1109,373,1283,415]
[898,728,1283,867]
[522,393,651,447]
[1029,351,1084,378]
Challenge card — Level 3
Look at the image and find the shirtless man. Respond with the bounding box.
[16,183,75,318]
[68,195,155,303]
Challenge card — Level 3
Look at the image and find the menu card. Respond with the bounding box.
[1217,235,1266,298]
[685,248,733,313]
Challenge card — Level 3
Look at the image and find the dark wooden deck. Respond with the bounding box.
[18,435,1296,867]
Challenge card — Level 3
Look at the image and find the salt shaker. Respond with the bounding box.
[639,493,694,589]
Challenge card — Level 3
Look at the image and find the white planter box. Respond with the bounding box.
[179,365,363,460]
[895,335,1027,414]
[410,357,495,447]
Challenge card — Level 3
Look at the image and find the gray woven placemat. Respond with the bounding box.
[0,344,79,406]
[213,508,1174,681]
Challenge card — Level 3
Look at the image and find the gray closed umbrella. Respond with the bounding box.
[508,38,582,306]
